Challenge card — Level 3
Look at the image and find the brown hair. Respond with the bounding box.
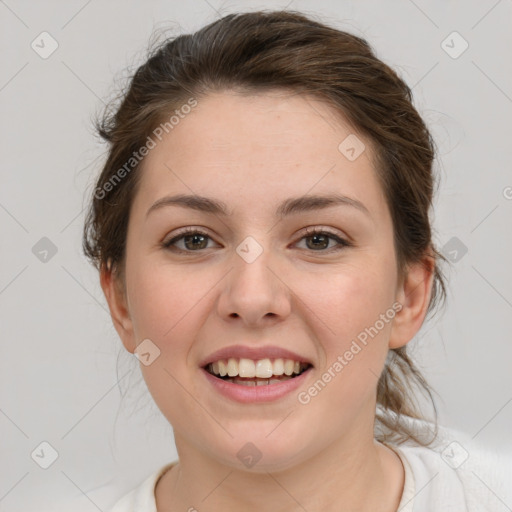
[83,10,447,446]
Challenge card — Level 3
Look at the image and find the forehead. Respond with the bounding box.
[133,90,387,220]
[162,90,359,160]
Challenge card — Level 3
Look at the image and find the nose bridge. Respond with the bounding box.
[217,234,291,325]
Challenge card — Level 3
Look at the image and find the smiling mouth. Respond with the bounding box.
[204,358,312,386]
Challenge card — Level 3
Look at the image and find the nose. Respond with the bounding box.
[216,244,292,328]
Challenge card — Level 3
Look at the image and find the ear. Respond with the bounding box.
[100,263,136,354]
[389,255,434,349]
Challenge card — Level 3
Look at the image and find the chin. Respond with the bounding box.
[212,429,314,474]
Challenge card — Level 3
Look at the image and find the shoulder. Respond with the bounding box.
[388,418,512,511]
[108,462,177,512]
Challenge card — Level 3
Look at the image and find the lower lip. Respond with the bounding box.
[201,367,313,403]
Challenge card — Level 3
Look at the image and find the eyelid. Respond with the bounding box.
[299,225,346,239]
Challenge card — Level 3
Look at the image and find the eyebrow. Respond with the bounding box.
[146,193,370,218]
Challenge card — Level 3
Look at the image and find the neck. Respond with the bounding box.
[156,429,405,512]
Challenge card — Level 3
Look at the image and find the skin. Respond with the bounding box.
[101,90,434,511]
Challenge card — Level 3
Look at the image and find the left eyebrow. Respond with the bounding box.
[146,193,371,218]
[275,193,370,218]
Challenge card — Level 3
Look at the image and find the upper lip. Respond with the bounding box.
[199,345,314,367]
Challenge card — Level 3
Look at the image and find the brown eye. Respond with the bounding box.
[296,228,351,252]
[182,233,209,250]
[305,233,330,250]
[162,229,216,252]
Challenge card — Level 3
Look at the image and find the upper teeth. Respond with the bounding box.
[208,358,307,378]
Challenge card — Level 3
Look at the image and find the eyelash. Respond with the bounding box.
[161,226,352,254]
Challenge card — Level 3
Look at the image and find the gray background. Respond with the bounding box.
[1,0,511,510]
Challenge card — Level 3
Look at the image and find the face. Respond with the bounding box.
[103,90,430,472]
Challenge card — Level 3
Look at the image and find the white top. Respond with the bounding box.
[109,423,512,511]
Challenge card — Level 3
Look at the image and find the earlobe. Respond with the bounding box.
[99,263,136,354]
[389,257,434,349]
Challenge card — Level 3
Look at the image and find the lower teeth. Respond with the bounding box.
[226,376,294,386]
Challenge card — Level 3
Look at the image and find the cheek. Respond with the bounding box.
[124,263,209,425]
[293,261,396,402]
[293,270,394,420]
[126,260,207,343]
[299,263,396,341]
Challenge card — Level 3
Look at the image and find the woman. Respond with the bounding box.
[83,10,511,511]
